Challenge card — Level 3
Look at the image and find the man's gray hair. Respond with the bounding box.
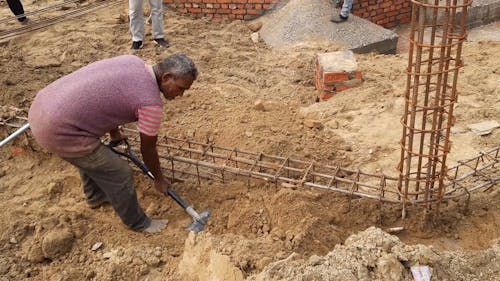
[158,53,198,80]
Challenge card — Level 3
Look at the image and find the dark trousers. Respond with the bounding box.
[6,0,26,21]
[63,144,151,231]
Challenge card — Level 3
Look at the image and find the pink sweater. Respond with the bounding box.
[28,55,162,158]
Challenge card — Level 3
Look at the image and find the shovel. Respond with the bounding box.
[107,139,210,233]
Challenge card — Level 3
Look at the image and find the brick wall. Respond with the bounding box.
[162,0,282,21]
[162,0,412,28]
[351,0,412,28]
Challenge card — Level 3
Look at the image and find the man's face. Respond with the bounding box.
[160,74,194,100]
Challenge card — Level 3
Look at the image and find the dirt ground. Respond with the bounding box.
[0,1,499,280]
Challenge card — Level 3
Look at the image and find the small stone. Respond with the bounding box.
[262,224,270,234]
[308,255,323,266]
[325,120,339,130]
[103,252,113,259]
[247,21,263,32]
[245,131,253,137]
[27,244,45,263]
[145,256,161,267]
[47,182,63,199]
[253,99,265,111]
[41,228,74,260]
[153,248,162,258]
[91,242,103,251]
[251,32,260,43]
[9,237,17,244]
[303,119,323,129]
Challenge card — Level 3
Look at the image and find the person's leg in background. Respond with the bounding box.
[331,0,353,23]
[6,0,28,23]
[129,0,145,49]
[148,0,169,48]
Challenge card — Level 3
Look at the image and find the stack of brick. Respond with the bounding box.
[315,51,363,101]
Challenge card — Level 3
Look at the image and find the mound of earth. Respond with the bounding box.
[176,226,500,280]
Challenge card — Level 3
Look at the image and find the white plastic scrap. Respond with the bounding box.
[411,265,432,281]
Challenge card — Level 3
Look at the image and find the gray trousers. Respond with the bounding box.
[129,0,164,42]
[64,144,151,231]
[340,0,353,18]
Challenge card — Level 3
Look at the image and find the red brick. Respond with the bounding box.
[322,72,350,84]
[231,9,246,14]
[320,91,335,101]
[217,8,231,13]
[334,84,350,91]
[247,9,263,15]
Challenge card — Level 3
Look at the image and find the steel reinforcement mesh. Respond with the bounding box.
[1,113,498,210]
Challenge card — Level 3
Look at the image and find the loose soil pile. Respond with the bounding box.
[0,1,499,280]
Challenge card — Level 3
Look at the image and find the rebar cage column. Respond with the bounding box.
[397,0,471,221]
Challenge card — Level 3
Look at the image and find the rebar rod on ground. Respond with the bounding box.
[0,0,122,42]
[398,0,472,223]
[0,0,82,24]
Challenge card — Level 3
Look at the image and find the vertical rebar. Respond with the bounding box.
[398,0,471,225]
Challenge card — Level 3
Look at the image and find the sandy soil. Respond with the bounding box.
[0,1,499,280]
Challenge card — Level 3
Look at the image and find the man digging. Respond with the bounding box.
[28,54,197,233]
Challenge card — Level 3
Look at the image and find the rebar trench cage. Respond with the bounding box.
[1,114,498,211]
[398,0,473,223]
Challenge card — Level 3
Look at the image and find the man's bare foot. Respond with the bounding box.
[142,219,168,233]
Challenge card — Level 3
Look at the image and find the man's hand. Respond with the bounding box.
[154,178,172,194]
[109,127,127,143]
